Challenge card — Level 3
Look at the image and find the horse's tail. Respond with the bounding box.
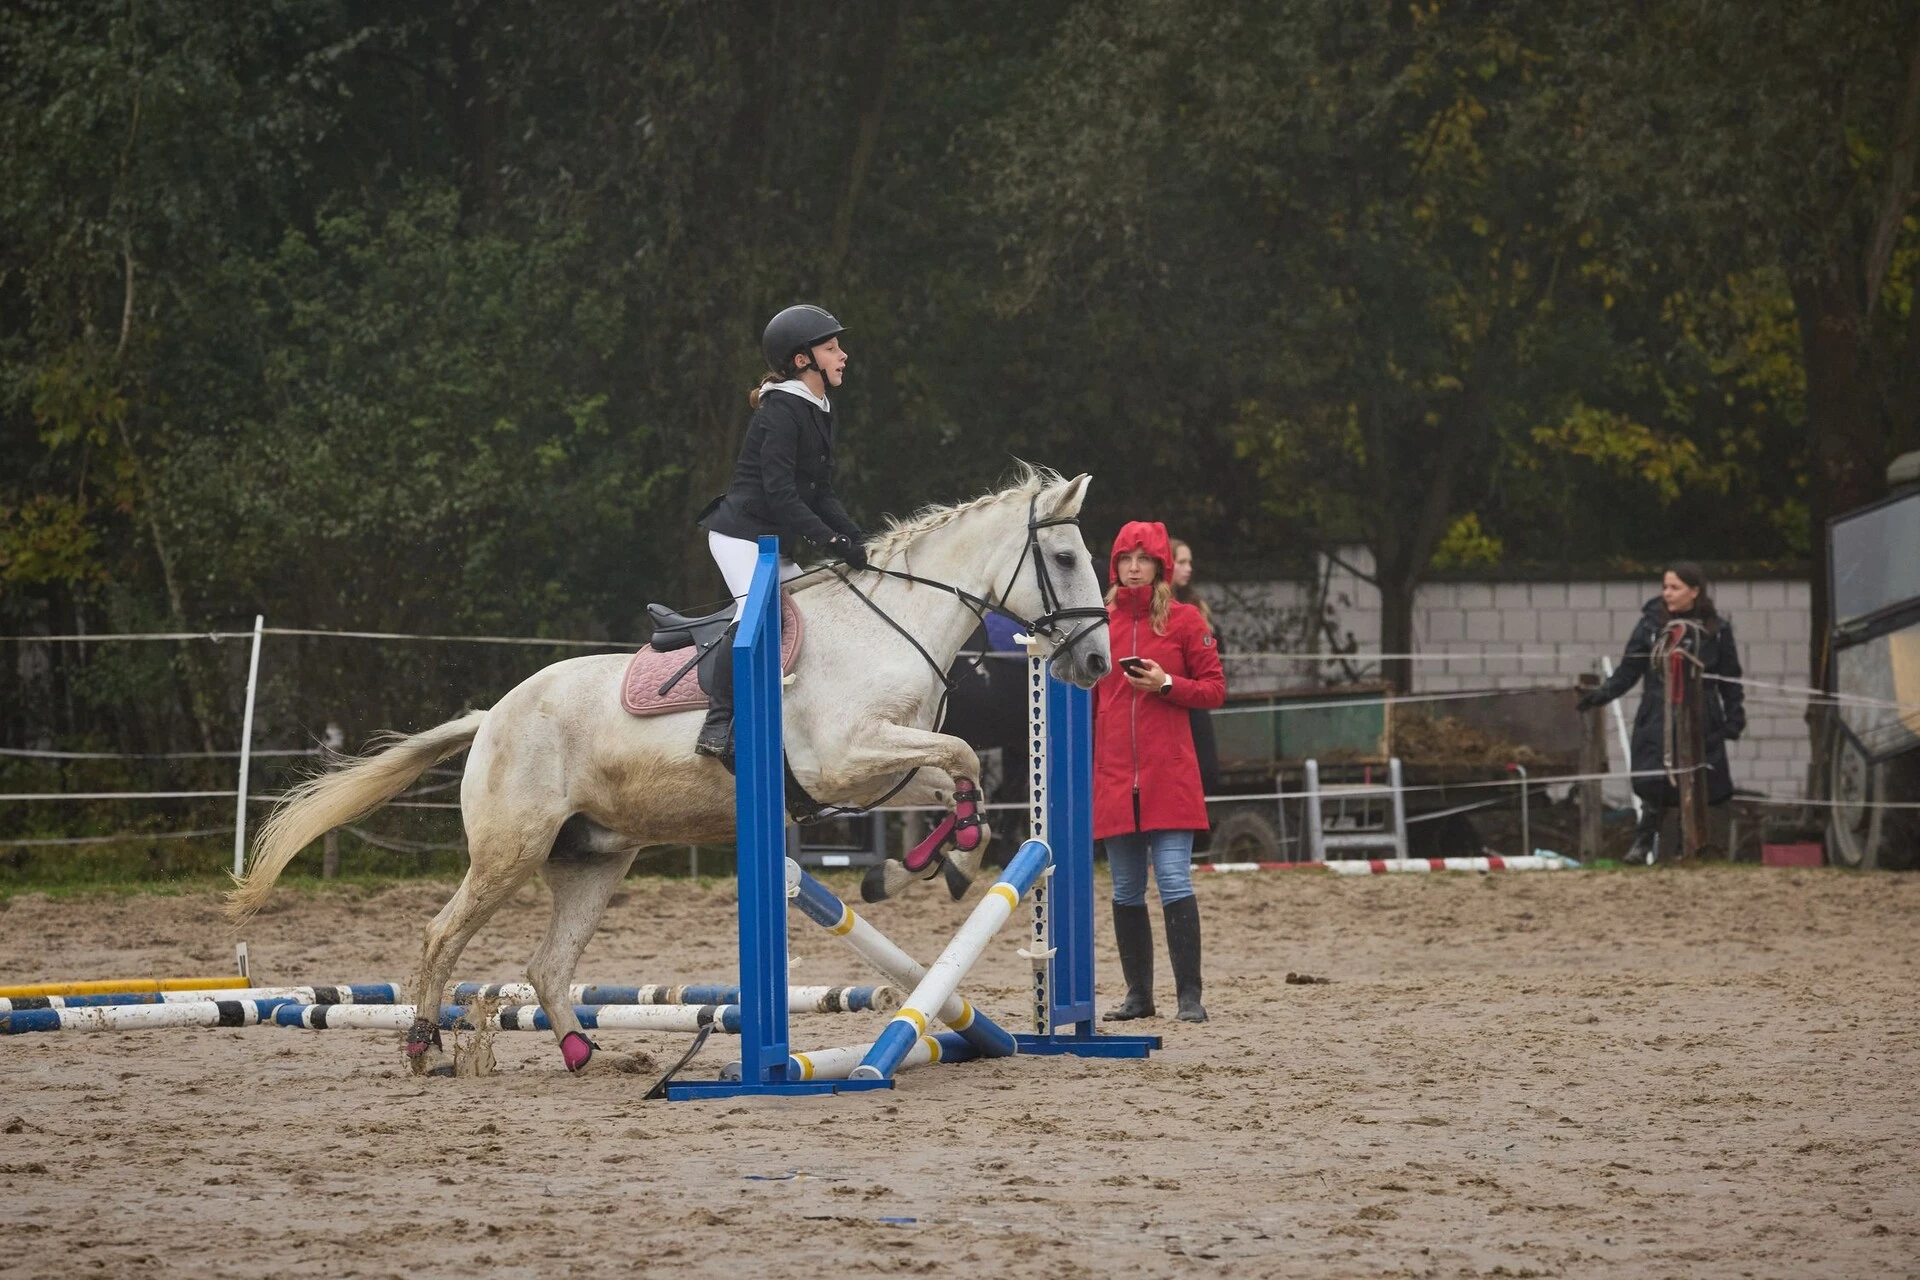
[224,710,488,922]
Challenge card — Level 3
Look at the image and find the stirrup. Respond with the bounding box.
[694,718,733,759]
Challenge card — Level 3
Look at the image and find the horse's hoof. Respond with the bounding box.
[404,1018,442,1056]
[861,858,924,903]
[406,1045,450,1076]
[942,856,974,902]
[561,1031,596,1073]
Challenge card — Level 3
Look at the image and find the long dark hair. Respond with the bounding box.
[1664,560,1720,632]
[1168,538,1214,629]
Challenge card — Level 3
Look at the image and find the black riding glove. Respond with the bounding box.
[1575,690,1601,714]
[827,535,869,571]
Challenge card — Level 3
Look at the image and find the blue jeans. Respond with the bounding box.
[1106,829,1196,907]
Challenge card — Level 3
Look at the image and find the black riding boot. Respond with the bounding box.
[1624,804,1662,866]
[693,624,737,761]
[1102,902,1156,1021]
[1163,894,1208,1023]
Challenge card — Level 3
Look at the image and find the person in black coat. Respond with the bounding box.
[693,304,868,759]
[1577,561,1746,863]
[1170,538,1221,850]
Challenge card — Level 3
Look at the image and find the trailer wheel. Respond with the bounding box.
[1827,734,1920,871]
[1210,809,1284,863]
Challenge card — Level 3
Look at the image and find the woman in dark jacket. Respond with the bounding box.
[1094,521,1226,1022]
[693,304,868,758]
[1578,561,1746,863]
[1169,538,1222,805]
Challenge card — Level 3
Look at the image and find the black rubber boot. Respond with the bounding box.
[694,625,737,760]
[1102,902,1156,1021]
[1163,894,1207,1023]
[1624,805,1662,866]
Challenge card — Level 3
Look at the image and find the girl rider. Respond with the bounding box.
[694,304,869,759]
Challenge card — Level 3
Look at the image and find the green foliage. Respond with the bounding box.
[4,0,1906,808]
[1429,513,1504,570]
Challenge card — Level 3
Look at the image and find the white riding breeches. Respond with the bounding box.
[709,530,803,601]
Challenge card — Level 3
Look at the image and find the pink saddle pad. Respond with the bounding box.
[620,592,805,717]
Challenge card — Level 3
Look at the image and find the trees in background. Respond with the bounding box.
[1550,0,1920,683]
[2,0,1910,757]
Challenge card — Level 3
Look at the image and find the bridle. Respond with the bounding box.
[837,493,1110,691]
[806,494,1110,818]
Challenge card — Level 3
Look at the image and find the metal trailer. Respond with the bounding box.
[1200,683,1586,863]
[1821,450,1920,869]
[846,646,1591,868]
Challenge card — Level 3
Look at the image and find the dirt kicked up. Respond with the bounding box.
[1,865,1916,1279]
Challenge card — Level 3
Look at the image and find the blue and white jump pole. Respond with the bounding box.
[0,983,893,1015]
[850,837,1051,1079]
[0,999,757,1036]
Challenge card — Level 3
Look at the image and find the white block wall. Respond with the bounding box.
[1203,550,1813,801]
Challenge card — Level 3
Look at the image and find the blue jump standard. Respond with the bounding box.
[666,538,891,1100]
[1011,669,1156,1061]
[662,535,1154,1100]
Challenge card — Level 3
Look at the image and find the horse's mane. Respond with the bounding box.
[791,462,1063,591]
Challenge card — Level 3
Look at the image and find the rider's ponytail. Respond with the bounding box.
[747,371,783,409]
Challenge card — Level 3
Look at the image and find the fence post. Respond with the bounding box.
[320,722,344,878]
[231,615,265,879]
[1577,673,1603,862]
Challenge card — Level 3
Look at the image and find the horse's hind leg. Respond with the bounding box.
[529,847,638,1073]
[406,836,550,1075]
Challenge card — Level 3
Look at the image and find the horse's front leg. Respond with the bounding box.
[823,724,990,903]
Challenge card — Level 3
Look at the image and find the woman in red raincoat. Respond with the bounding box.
[1093,520,1226,1022]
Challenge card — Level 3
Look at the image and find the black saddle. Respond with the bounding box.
[644,601,738,699]
[646,601,737,652]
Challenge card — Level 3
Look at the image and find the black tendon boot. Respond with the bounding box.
[1102,902,1156,1021]
[1623,805,1662,866]
[1163,894,1208,1023]
[693,625,737,761]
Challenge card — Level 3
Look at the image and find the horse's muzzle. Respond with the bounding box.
[1048,627,1113,690]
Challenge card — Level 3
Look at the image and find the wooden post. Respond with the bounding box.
[321,722,345,878]
[1672,635,1711,858]
[1577,673,1604,862]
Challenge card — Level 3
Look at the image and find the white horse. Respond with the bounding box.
[227,467,1113,1074]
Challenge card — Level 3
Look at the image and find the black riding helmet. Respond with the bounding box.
[761,304,847,376]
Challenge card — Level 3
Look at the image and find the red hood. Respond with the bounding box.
[1108,520,1172,587]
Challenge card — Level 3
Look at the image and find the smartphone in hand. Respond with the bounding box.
[1118,656,1149,676]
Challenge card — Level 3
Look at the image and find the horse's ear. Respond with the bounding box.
[1044,473,1092,519]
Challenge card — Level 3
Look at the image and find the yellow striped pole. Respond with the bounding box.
[0,976,249,998]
